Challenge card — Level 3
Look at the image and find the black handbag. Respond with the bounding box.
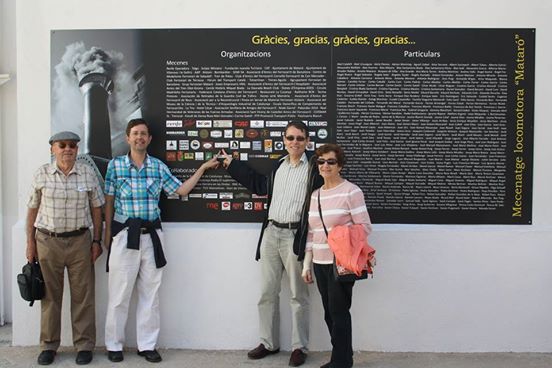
[17,261,45,306]
[317,191,369,282]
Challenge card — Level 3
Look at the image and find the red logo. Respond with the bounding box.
[206,202,219,210]
[166,152,176,161]
[254,202,264,211]
[183,119,196,127]
[234,120,249,128]
[232,203,244,210]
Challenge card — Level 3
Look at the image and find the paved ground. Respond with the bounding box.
[2,324,552,367]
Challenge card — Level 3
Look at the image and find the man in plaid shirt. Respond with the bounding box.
[103,119,218,363]
[26,131,105,366]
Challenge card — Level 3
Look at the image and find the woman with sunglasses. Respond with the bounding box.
[302,143,372,368]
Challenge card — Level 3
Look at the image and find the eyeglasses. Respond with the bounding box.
[285,135,306,142]
[57,142,77,149]
[317,158,338,166]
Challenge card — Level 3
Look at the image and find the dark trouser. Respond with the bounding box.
[314,263,354,368]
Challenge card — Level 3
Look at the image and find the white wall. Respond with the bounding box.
[6,0,552,352]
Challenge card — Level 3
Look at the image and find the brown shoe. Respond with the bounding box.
[247,343,280,359]
[289,349,307,367]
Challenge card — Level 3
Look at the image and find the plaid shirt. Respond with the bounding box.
[105,154,182,221]
[28,162,105,232]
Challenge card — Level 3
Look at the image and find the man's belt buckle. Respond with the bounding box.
[271,220,299,230]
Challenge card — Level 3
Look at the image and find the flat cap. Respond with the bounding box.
[49,131,81,145]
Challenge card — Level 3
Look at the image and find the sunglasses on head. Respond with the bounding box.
[57,142,77,149]
[317,158,338,165]
[285,135,306,142]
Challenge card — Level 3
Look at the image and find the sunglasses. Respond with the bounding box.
[285,135,306,142]
[317,158,338,165]
[57,142,77,149]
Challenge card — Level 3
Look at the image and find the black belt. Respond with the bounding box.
[37,227,88,238]
[270,220,299,229]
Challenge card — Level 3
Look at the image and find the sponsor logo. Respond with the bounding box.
[167,192,179,199]
[189,193,202,198]
[219,192,233,199]
[252,141,262,151]
[190,140,201,150]
[224,129,233,138]
[179,140,189,150]
[250,120,264,128]
[205,152,213,160]
[166,131,186,136]
[183,119,196,127]
[166,152,176,161]
[260,129,270,138]
[214,120,232,128]
[264,139,273,153]
[274,141,284,151]
[202,193,218,199]
[210,130,223,138]
[234,120,249,128]
[187,130,199,137]
[166,120,182,128]
[306,141,315,151]
[315,143,325,148]
[240,153,248,161]
[244,202,253,210]
[195,152,204,160]
[199,129,210,139]
[177,151,185,161]
[270,131,282,137]
[206,202,219,210]
[234,129,244,138]
[309,121,328,127]
[232,151,240,160]
[214,142,230,148]
[221,201,231,211]
[317,129,328,139]
[250,154,269,159]
[254,202,264,211]
[196,120,212,128]
[245,129,258,139]
[252,194,268,199]
[266,120,288,128]
[165,120,182,128]
[239,141,251,149]
[202,141,214,149]
[269,154,281,159]
[184,153,195,159]
[309,131,316,137]
[166,140,177,150]
[230,141,239,150]
[235,192,250,199]
[232,202,243,210]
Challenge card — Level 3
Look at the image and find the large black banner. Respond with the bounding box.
[51,28,534,224]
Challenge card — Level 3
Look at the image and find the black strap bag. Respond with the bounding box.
[17,262,45,306]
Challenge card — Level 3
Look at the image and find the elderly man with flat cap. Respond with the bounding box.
[26,131,105,365]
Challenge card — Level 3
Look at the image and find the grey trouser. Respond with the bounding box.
[258,223,309,351]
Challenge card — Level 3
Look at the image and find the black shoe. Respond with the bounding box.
[138,349,162,363]
[76,350,93,365]
[247,343,280,359]
[289,349,307,367]
[107,350,124,362]
[37,350,56,365]
[320,362,332,368]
